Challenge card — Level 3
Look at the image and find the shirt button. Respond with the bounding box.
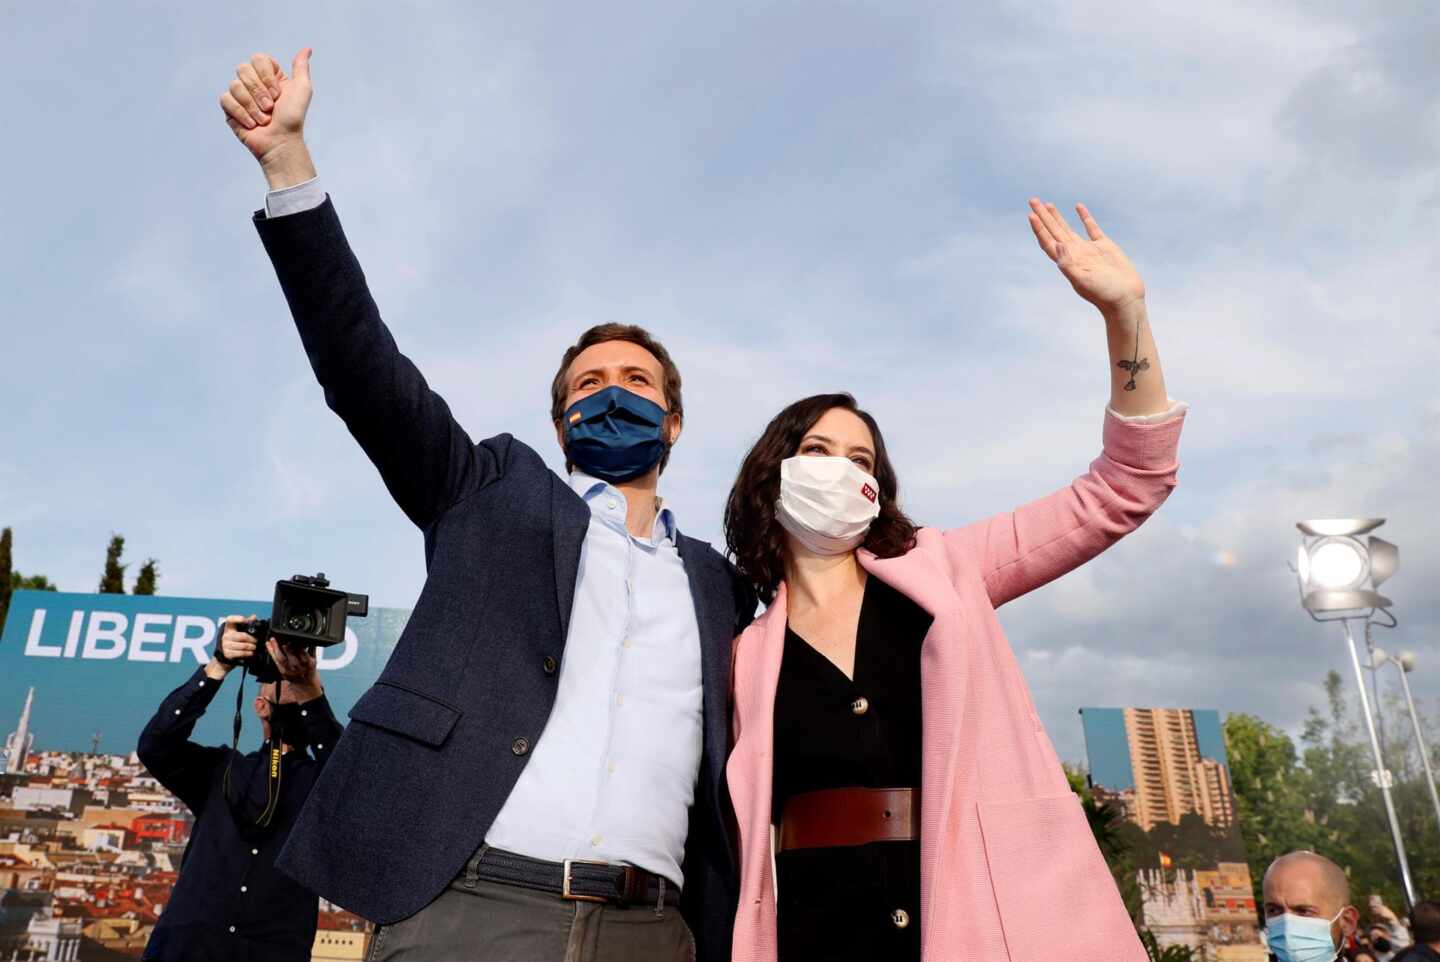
[511,737,531,756]
[591,834,603,847]
[198,680,205,687]
[607,498,618,510]
[174,709,182,715]
[251,849,259,856]
[622,638,633,649]
[616,695,625,707]
[240,885,248,893]
[543,656,558,675]
[317,744,324,751]
[300,709,307,717]
[891,909,910,928]
[607,761,617,775]
[229,925,236,934]
[851,697,870,716]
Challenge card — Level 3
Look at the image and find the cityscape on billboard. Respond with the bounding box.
[1081,707,1266,962]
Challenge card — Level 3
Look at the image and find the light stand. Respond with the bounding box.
[1292,518,1415,910]
[1373,646,1440,837]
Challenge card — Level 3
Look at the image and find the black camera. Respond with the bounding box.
[229,573,368,683]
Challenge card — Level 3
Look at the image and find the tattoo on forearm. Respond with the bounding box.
[1116,324,1149,391]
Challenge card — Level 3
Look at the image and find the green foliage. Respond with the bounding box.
[1225,669,1440,912]
[1139,929,1197,962]
[98,533,127,593]
[133,559,159,596]
[0,527,10,629]
[95,533,160,595]
[1066,762,1144,923]
[1,527,58,633]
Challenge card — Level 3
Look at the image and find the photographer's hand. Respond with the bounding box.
[206,615,261,680]
[270,640,323,702]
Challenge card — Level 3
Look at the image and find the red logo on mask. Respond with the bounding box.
[860,483,877,503]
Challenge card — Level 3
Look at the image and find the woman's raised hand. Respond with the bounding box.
[1028,199,1145,315]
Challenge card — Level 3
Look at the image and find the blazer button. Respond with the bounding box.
[511,737,531,756]
[543,656,558,676]
[851,697,869,716]
[891,908,910,929]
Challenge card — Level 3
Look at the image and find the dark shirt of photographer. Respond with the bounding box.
[137,617,344,962]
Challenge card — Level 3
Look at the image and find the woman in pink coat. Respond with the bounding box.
[721,198,1186,962]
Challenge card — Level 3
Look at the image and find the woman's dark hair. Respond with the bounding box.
[724,393,918,605]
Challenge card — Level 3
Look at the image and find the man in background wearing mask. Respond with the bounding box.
[1367,894,1415,962]
[1262,851,1360,962]
[215,48,755,962]
[137,617,343,961]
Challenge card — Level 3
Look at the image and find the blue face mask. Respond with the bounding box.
[563,385,670,483]
[1266,910,1342,962]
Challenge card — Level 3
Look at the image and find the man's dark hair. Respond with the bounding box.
[723,392,919,605]
[550,323,684,473]
[1411,900,1440,944]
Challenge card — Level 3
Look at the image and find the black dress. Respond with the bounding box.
[772,576,934,962]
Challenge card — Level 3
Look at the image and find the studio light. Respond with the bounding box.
[1295,519,1398,612]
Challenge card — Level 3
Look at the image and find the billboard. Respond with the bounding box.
[0,589,410,960]
[1080,707,1266,962]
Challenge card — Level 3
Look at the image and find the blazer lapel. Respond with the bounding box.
[858,545,957,621]
[676,537,732,782]
[551,479,590,640]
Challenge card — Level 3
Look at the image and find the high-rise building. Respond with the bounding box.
[1123,708,1233,831]
[1195,757,1235,829]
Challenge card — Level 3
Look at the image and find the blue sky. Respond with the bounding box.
[3,1,1438,764]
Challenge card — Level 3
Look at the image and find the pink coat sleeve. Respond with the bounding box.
[943,408,1185,608]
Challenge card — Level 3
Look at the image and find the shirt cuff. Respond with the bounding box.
[1106,398,1189,424]
[264,177,326,219]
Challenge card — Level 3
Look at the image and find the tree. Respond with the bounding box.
[132,559,159,596]
[1067,764,1144,923]
[98,534,127,593]
[1225,671,1440,912]
[1,527,58,633]
[0,527,10,629]
[1223,712,1330,908]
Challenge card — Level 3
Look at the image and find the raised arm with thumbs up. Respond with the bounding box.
[219,48,317,190]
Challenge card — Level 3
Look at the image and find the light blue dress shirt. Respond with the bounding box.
[484,471,702,887]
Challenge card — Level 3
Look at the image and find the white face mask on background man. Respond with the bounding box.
[776,455,881,556]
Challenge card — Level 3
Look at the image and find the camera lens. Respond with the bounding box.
[284,608,327,634]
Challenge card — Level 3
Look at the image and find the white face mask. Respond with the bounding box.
[776,456,882,556]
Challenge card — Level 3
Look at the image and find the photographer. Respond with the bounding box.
[136,615,343,962]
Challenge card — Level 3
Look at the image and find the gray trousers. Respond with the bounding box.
[367,852,695,962]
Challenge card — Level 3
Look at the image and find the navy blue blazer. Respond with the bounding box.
[253,198,755,962]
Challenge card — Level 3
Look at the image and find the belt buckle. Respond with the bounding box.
[561,859,611,903]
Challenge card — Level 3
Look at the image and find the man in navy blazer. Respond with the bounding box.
[220,50,755,962]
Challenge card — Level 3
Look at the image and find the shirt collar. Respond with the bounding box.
[568,470,678,545]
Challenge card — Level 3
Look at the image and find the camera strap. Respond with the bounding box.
[222,668,285,831]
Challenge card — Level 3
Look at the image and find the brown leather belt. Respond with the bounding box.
[777,787,919,853]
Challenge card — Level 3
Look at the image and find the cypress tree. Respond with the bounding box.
[99,534,127,594]
[133,559,160,596]
[0,527,12,629]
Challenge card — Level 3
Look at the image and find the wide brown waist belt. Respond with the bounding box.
[777,787,920,853]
